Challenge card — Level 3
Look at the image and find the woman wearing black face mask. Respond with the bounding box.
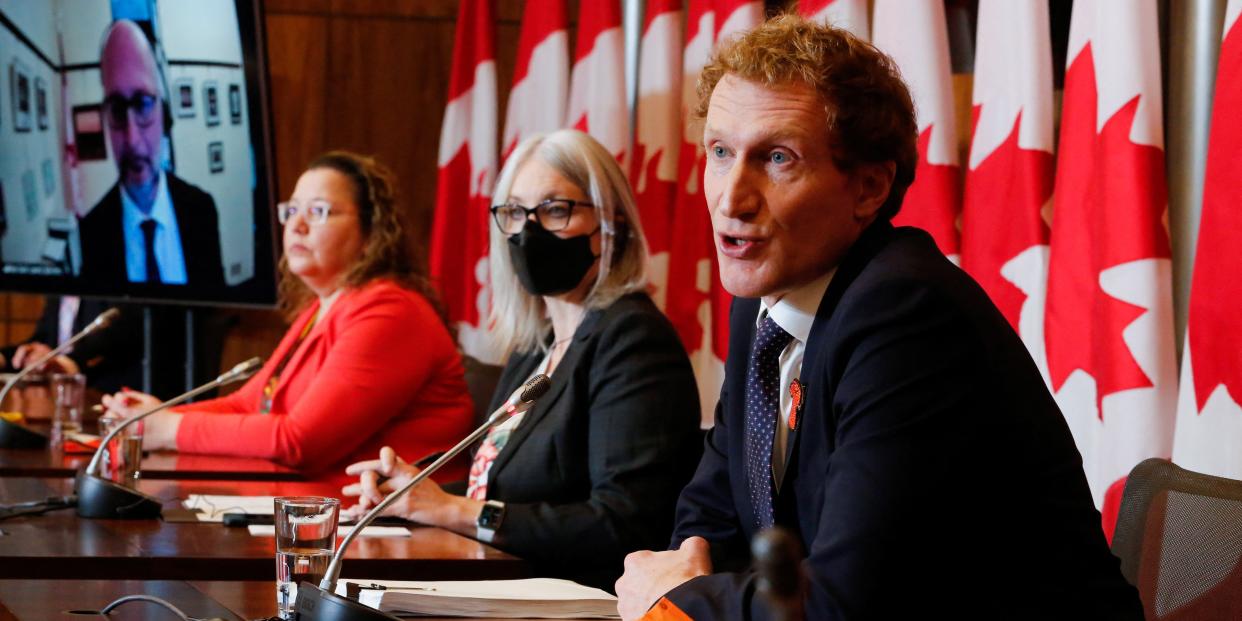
[343,130,703,590]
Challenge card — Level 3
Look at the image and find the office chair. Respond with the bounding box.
[1111,458,1242,621]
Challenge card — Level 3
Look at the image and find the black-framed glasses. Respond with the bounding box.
[277,199,335,225]
[102,93,160,129]
[490,198,593,235]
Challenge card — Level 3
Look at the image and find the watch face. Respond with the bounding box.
[478,502,504,530]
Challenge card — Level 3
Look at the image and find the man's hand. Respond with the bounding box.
[12,342,79,375]
[616,537,712,620]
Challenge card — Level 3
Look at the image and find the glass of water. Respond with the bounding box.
[100,416,143,486]
[274,496,340,619]
[51,373,85,444]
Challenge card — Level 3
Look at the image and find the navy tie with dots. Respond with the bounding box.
[744,314,793,530]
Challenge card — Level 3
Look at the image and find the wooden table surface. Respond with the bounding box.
[0,446,302,480]
[0,478,528,581]
[1,384,302,481]
[0,580,593,620]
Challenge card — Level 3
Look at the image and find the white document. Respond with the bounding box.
[247,525,410,538]
[335,578,620,619]
[183,494,277,522]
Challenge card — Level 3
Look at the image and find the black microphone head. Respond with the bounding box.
[752,526,804,600]
[518,374,551,403]
[92,308,121,330]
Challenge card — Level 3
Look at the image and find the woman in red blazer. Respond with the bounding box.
[101,152,474,484]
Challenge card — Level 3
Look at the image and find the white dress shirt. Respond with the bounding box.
[121,171,188,285]
[758,268,836,489]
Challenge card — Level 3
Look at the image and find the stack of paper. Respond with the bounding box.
[336,578,620,619]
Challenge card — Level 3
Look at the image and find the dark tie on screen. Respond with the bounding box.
[745,315,793,530]
[140,219,161,284]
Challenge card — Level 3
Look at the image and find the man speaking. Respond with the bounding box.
[616,15,1142,619]
[78,19,224,290]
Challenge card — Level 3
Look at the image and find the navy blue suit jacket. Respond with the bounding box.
[667,221,1141,619]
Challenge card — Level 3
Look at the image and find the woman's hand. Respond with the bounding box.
[101,389,181,450]
[341,446,483,536]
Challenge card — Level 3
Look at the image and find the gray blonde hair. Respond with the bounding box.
[488,129,650,358]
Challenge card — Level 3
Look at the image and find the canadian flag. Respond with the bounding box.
[1045,0,1177,506]
[798,0,868,39]
[1172,0,1242,480]
[960,0,1054,379]
[429,0,500,363]
[502,0,569,159]
[630,0,683,311]
[871,0,961,262]
[566,0,628,161]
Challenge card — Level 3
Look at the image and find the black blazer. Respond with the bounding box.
[480,293,703,591]
[77,174,225,291]
[1,297,218,396]
[1,296,142,393]
[667,222,1142,619]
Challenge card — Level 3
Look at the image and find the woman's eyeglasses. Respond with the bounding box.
[490,199,593,235]
[277,200,335,225]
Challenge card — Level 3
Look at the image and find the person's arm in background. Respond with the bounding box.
[492,304,703,572]
[174,287,455,469]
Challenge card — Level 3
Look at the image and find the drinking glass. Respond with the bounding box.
[51,373,85,444]
[274,496,340,619]
[100,416,143,485]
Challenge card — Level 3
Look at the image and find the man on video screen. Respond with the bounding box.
[78,19,224,290]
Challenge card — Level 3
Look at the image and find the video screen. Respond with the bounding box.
[0,0,277,306]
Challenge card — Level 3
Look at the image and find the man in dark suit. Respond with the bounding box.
[78,19,224,290]
[615,15,1143,619]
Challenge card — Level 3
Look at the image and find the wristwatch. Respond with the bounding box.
[476,500,506,543]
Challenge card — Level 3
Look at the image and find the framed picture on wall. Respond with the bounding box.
[208,141,224,173]
[10,59,32,132]
[72,104,107,161]
[41,159,55,197]
[35,77,48,130]
[203,80,220,127]
[174,77,195,118]
[228,83,242,125]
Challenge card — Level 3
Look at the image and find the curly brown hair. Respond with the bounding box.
[277,151,449,330]
[695,13,919,221]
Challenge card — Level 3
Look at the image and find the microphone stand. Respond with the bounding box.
[292,374,552,621]
[74,357,262,520]
[0,308,120,449]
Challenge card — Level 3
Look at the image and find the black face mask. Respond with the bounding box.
[507,220,598,296]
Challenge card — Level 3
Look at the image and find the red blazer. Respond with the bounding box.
[175,280,474,485]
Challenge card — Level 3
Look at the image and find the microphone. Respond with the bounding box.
[0,308,121,449]
[74,357,263,520]
[292,373,553,621]
[752,527,806,621]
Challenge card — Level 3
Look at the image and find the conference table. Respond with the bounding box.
[0,580,592,620]
[0,477,528,581]
[0,383,301,480]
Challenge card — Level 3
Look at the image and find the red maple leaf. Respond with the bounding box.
[891,125,961,256]
[665,142,713,354]
[1045,43,1171,416]
[628,142,676,256]
[1188,22,1242,411]
[961,108,1053,332]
